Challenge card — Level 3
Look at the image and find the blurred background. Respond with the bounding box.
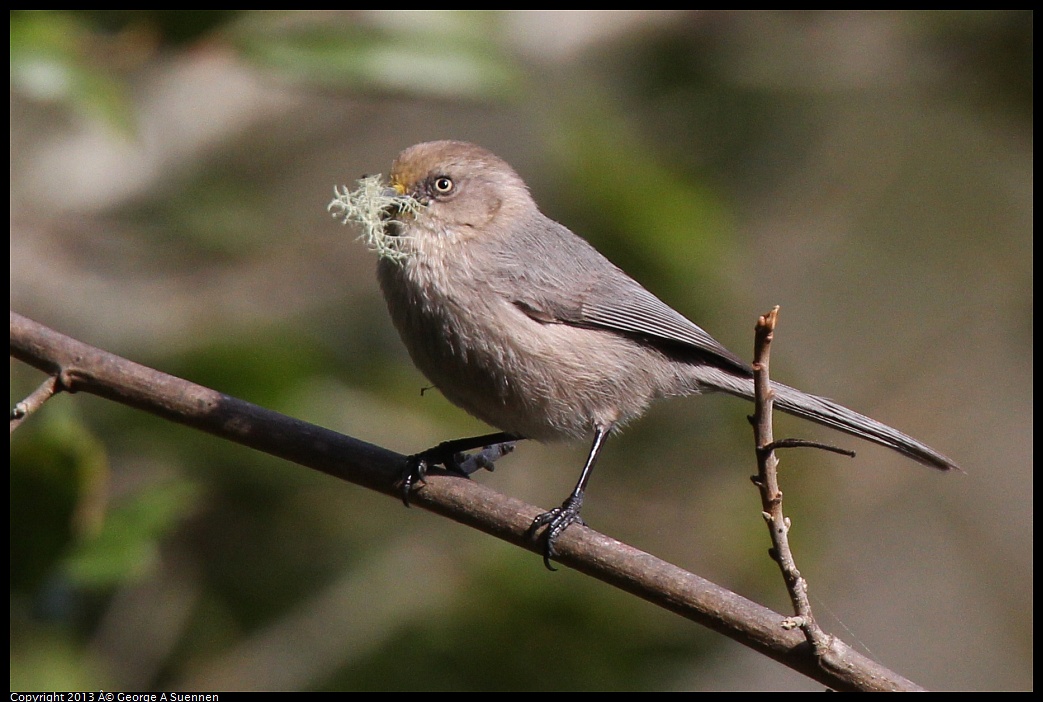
[10,10,1031,691]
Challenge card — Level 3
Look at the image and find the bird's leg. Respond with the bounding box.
[401,431,521,506]
[528,426,610,570]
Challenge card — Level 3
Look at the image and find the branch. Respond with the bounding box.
[750,307,830,655]
[9,311,925,691]
[10,373,60,433]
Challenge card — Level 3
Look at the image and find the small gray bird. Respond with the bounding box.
[352,140,957,567]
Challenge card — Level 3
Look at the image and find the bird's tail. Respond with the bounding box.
[699,369,958,471]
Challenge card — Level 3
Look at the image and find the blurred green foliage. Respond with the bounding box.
[10,409,105,593]
[231,12,522,99]
[10,11,137,132]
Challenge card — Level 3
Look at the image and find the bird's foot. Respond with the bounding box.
[527,494,586,571]
[455,441,515,475]
[400,440,517,506]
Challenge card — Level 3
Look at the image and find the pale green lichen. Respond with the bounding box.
[327,175,423,262]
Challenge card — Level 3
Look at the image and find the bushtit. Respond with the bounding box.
[330,140,957,567]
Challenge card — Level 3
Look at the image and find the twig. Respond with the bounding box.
[763,438,856,458]
[10,373,61,433]
[9,310,926,691]
[750,306,832,657]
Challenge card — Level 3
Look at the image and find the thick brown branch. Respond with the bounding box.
[10,310,925,691]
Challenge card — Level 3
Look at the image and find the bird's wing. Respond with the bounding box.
[576,274,750,373]
[487,219,751,375]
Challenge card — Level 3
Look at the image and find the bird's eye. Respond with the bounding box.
[432,176,454,195]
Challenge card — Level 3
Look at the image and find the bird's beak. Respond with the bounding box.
[380,183,411,222]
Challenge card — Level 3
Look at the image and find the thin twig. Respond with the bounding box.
[10,373,61,434]
[9,310,926,691]
[763,438,856,458]
[750,306,832,657]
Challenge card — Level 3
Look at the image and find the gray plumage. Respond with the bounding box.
[362,139,961,566]
[375,140,957,473]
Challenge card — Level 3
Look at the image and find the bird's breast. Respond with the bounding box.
[376,251,682,442]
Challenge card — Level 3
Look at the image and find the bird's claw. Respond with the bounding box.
[399,446,468,507]
[399,454,429,507]
[527,495,585,571]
